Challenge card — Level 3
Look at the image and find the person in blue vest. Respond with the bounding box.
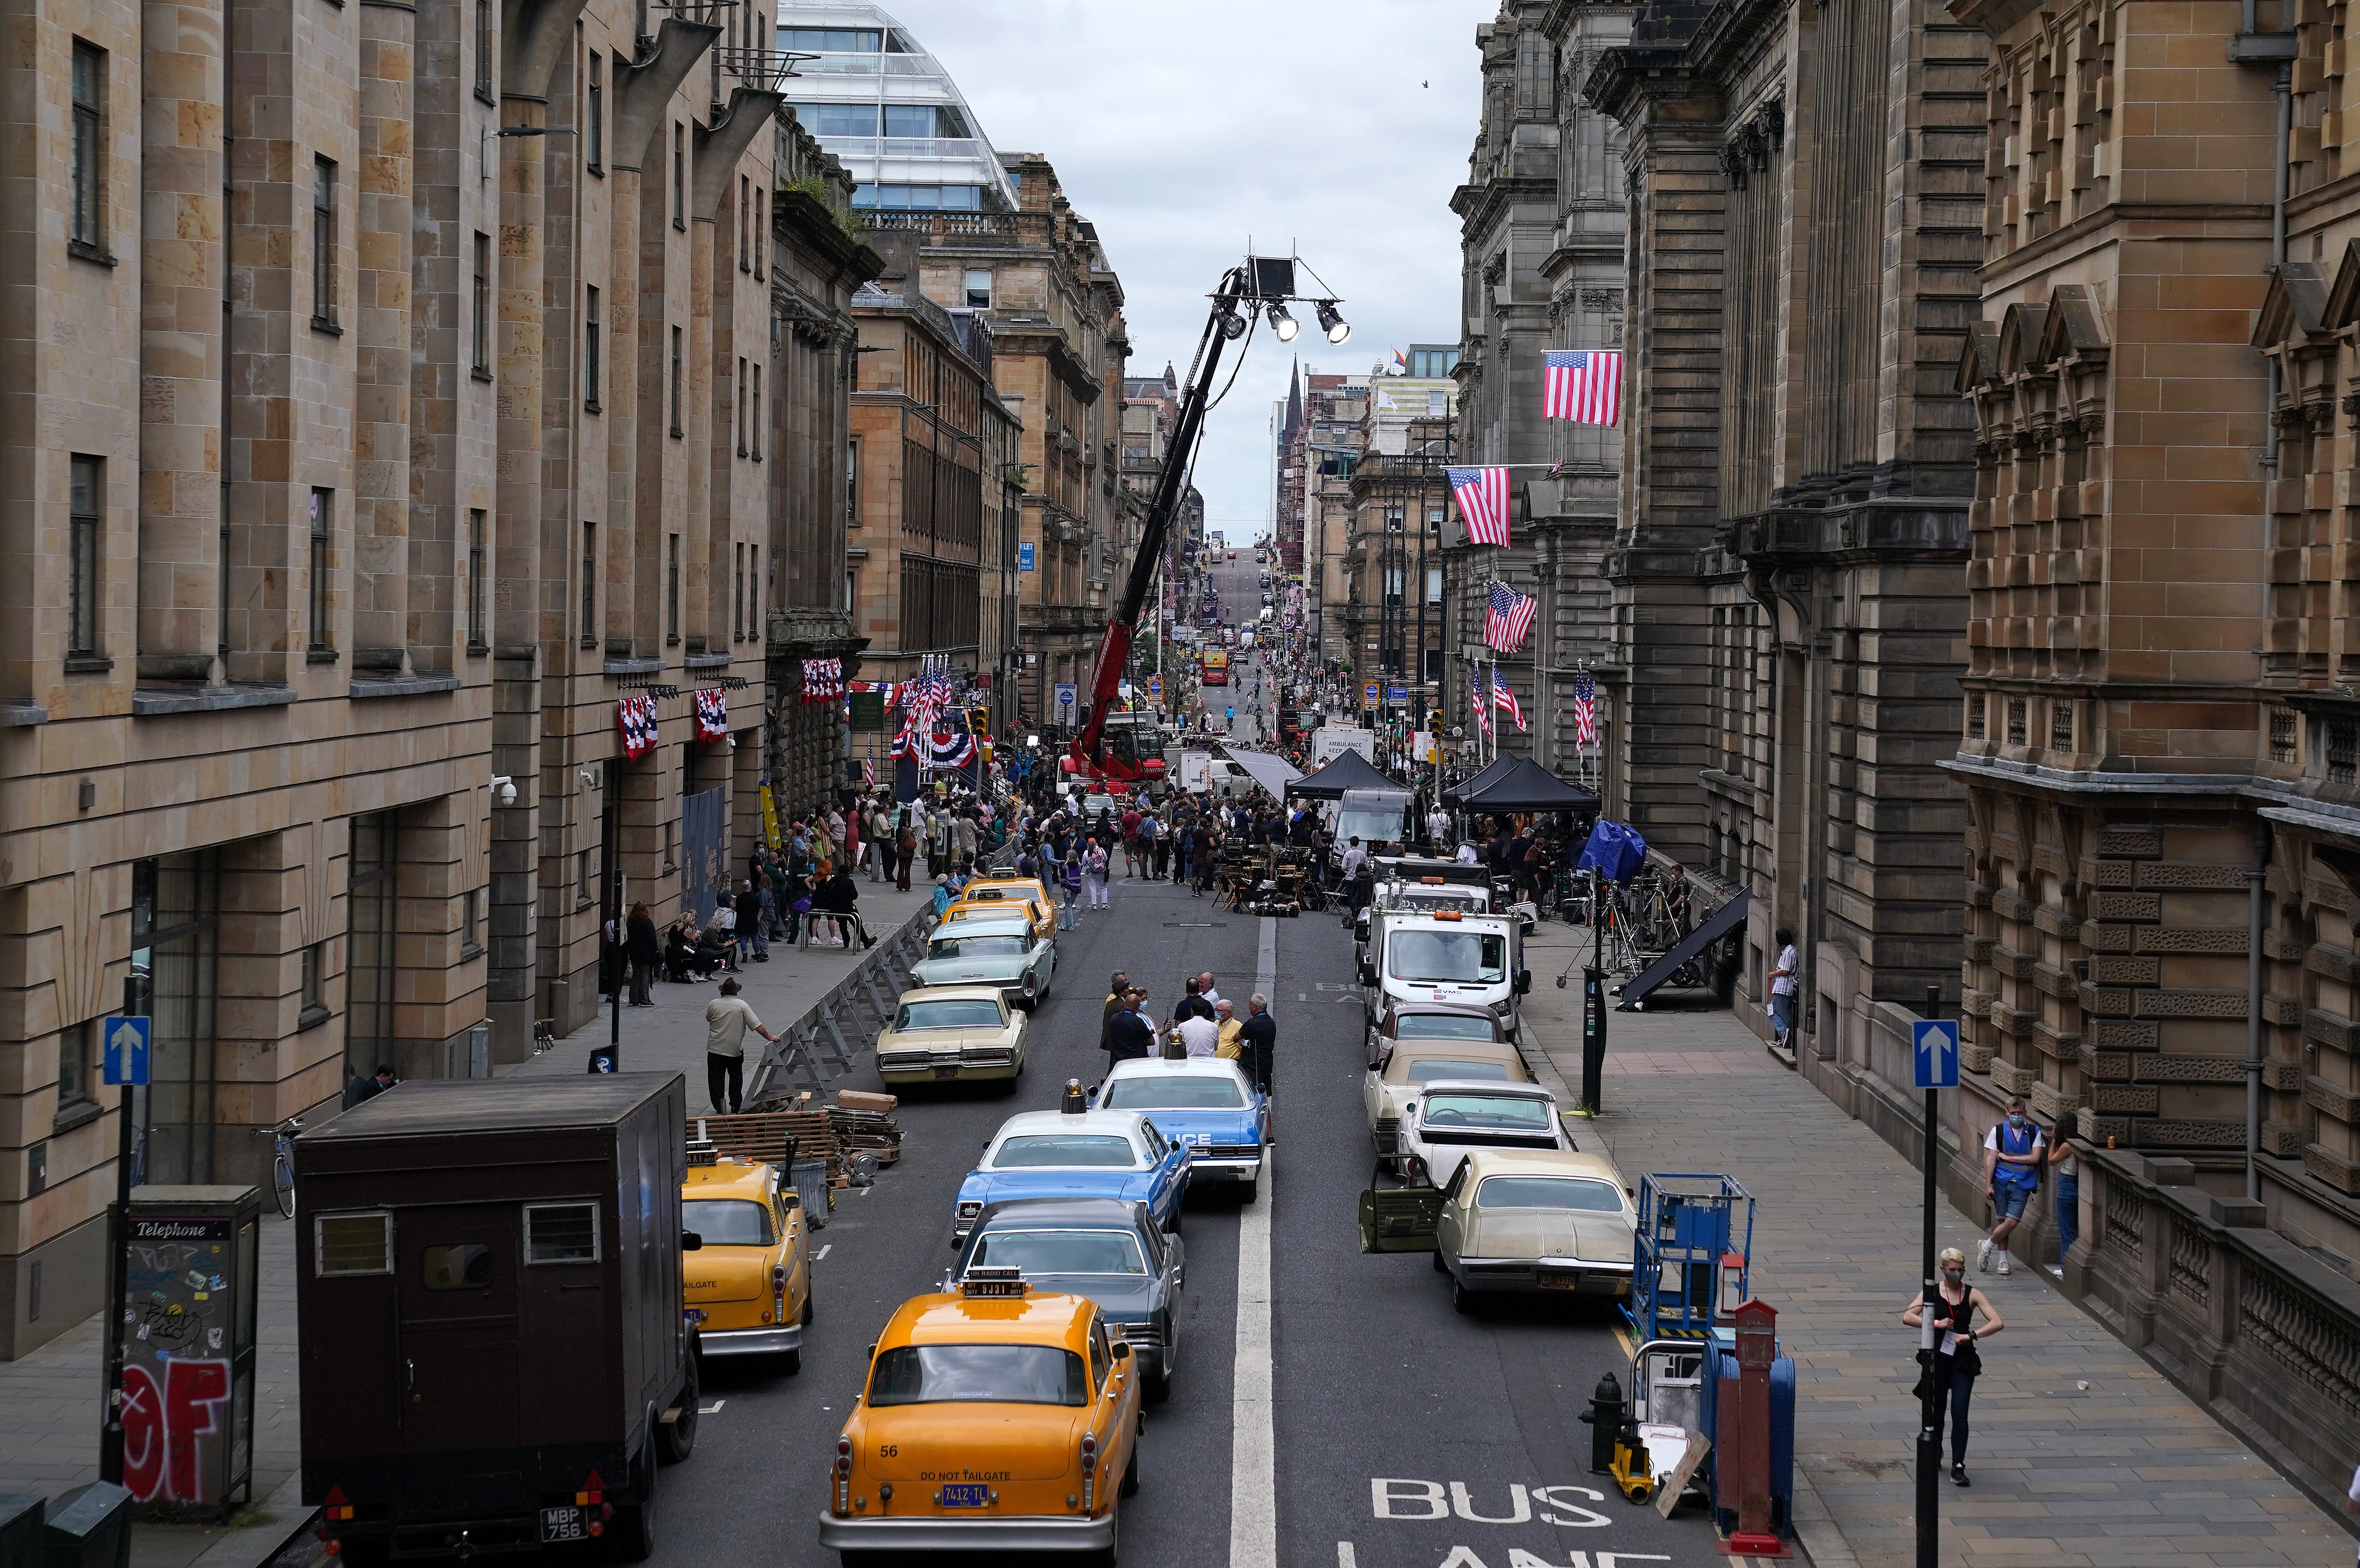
[1979,1095,2045,1277]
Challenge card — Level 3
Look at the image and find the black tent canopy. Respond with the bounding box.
[1442,755,1515,806]
[1286,748,1396,799]
[1456,757,1601,813]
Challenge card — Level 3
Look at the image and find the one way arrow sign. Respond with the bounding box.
[1912,1018,1960,1090]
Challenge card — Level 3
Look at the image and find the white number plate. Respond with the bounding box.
[539,1507,585,1542]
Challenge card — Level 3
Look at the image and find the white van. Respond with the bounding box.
[1361,910,1531,1039]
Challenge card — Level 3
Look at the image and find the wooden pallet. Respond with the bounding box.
[688,1110,844,1175]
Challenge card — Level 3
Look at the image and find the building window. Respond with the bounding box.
[70,41,106,258]
[1966,693,1985,740]
[672,123,685,231]
[584,285,601,411]
[732,542,745,641]
[471,231,492,377]
[56,1020,94,1114]
[1384,506,1404,532]
[666,534,680,644]
[847,439,859,523]
[2332,720,2357,785]
[298,942,328,1029]
[1426,506,1444,532]
[467,509,487,648]
[750,545,760,635]
[1426,391,1448,415]
[462,887,485,957]
[131,851,223,1183]
[752,188,765,278]
[738,175,751,271]
[670,325,683,437]
[2050,701,2073,752]
[308,489,333,653]
[581,521,597,648]
[735,356,747,456]
[2270,707,2297,764]
[2005,699,2026,747]
[586,55,603,173]
[576,847,593,908]
[1426,566,1442,604]
[311,157,338,329]
[68,454,101,658]
[474,0,493,101]
[751,364,762,461]
[964,268,992,309]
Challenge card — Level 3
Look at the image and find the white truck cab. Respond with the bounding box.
[1362,909,1532,1040]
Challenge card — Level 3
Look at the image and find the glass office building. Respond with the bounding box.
[777,3,1019,212]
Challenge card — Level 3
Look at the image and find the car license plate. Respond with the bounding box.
[939,1483,990,1509]
[1538,1268,1582,1290]
[933,1064,961,1079]
[539,1507,585,1542]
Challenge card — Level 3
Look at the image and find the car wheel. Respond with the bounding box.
[1119,1437,1141,1498]
[1431,1248,1447,1275]
[802,1288,815,1327]
[1451,1279,1475,1316]
[1238,1169,1258,1205]
[656,1367,698,1465]
[609,1448,656,1561]
[776,1345,802,1375]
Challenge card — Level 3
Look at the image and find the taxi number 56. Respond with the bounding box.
[878,1444,898,1457]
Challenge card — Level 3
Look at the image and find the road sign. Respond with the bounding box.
[1018,541,1035,572]
[1362,681,1379,710]
[103,1016,152,1086]
[1055,683,1077,713]
[1386,685,1408,705]
[1912,1019,1959,1090]
[1147,676,1163,699]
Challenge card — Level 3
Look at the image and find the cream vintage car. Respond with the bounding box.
[1361,1008,1530,1165]
[875,986,1029,1089]
[1432,1146,1637,1312]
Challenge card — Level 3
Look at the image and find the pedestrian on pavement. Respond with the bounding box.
[1901,1246,2005,1486]
[817,864,873,948]
[1100,971,1130,1054]
[1767,927,1798,1045]
[708,898,740,971]
[895,817,917,891]
[734,880,768,964]
[625,901,662,1006]
[703,977,779,1116]
[930,873,954,919]
[1240,993,1277,1105]
[1980,1095,2045,1276]
[1059,851,1084,927]
[2049,1128,2080,1275]
[1340,834,1368,901]
[1105,986,1156,1064]
[1085,841,1111,908]
[1213,998,1243,1060]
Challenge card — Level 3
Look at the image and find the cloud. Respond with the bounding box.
[870,0,1489,544]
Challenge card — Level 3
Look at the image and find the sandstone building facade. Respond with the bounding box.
[0,0,868,1355]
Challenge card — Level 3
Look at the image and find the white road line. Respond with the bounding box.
[1228,916,1279,1568]
[1335,1545,1356,1568]
[813,1244,830,1263]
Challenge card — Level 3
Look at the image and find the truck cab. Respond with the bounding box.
[1362,909,1531,1040]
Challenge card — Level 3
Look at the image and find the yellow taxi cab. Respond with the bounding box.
[944,878,1057,945]
[681,1153,812,1374]
[816,1268,1141,1557]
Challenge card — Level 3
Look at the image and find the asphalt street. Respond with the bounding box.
[645,636,1723,1566]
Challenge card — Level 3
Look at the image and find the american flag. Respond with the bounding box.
[862,756,876,787]
[1445,467,1513,548]
[1573,669,1597,749]
[1492,670,1527,732]
[1544,349,1623,426]
[1470,682,1491,735]
[1486,582,1537,653]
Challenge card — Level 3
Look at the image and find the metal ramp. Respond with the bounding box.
[1615,887,1749,1012]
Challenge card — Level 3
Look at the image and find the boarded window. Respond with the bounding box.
[524,1202,600,1264]
[315,1212,393,1276]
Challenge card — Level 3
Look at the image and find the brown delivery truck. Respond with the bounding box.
[294,1074,700,1561]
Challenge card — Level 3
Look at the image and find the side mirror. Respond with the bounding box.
[1111,1340,1133,1361]
[1515,970,1532,995]
[1359,964,1376,987]
[681,1231,704,1251]
[780,1191,801,1211]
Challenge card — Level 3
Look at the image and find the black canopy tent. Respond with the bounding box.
[1442,755,1516,806]
[1286,747,1396,799]
[1456,757,1601,814]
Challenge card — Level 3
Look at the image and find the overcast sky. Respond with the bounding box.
[873,0,1492,546]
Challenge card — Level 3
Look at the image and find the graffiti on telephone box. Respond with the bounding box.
[121,1215,251,1508]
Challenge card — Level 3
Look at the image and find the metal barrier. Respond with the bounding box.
[745,905,936,1104]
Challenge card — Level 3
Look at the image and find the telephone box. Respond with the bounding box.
[120,1185,263,1516]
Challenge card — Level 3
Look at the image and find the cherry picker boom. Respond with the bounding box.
[1066,256,1346,784]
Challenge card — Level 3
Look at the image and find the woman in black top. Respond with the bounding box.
[624,902,662,1005]
[1901,1245,2006,1486]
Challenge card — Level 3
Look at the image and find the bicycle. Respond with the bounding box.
[267,1116,303,1218]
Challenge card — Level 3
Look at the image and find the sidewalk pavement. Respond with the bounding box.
[499,874,937,1100]
[0,873,934,1568]
[1520,922,2358,1568]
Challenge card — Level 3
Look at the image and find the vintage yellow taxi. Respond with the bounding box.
[816,1269,1142,1557]
[945,877,1058,945]
[680,1155,812,1373]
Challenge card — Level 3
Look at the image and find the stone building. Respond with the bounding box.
[1303,375,1370,678]
[860,155,1132,734]
[1342,372,1459,734]
[1941,0,2360,1498]
[1447,4,1628,779]
[1586,0,1984,1069]
[0,0,857,1354]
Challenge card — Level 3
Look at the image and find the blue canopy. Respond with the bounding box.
[1573,819,1649,884]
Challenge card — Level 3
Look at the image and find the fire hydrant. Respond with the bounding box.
[1576,1372,1626,1475]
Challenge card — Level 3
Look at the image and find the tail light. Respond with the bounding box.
[835,1436,853,1511]
[1080,1431,1097,1511]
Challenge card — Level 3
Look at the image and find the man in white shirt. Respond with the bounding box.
[1173,1012,1221,1058]
[1196,972,1223,1011]
[1426,805,1450,850]
[1768,926,1798,1045]
[708,901,739,971]
[703,977,778,1114]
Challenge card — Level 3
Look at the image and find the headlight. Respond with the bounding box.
[956,1201,984,1220]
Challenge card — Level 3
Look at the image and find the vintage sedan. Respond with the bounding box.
[1094,1058,1266,1200]
[1362,1006,1528,1162]
[815,1275,1142,1557]
[1434,1147,1637,1312]
[680,1154,812,1372]
[875,987,1029,1089]
[949,1198,1185,1398]
[1395,1079,1577,1191]
[910,916,1057,1011]
[952,1107,1191,1247]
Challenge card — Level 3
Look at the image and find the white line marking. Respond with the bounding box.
[813,1244,830,1263]
[1228,915,1279,1568]
[1336,1546,1356,1568]
[697,1400,725,1414]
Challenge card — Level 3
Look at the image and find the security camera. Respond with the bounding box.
[581,768,597,790]
[491,775,518,807]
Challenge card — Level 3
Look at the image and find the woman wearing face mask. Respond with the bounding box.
[1901,1246,2005,1486]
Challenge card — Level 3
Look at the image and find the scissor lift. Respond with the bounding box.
[1624,1173,1754,1343]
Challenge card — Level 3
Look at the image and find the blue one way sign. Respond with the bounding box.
[104,1016,152,1086]
[1912,1018,1960,1090]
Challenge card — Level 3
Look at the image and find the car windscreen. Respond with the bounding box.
[1388,930,1508,984]
[1403,1059,1512,1084]
[1101,1077,1245,1110]
[680,1198,774,1247]
[971,1229,1148,1275]
[1337,812,1401,845]
[1475,1175,1623,1212]
[867,1344,1088,1407]
[989,1134,1139,1168]
[930,935,1029,960]
[1419,1094,1554,1134]
[1395,1013,1497,1041]
[895,999,1004,1031]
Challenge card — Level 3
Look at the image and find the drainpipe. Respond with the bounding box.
[2245,818,2270,1204]
[2230,23,2297,468]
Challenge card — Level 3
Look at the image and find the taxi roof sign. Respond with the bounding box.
[962,1266,1029,1299]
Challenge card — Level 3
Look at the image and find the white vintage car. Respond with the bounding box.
[1432,1147,1637,1312]
[907,915,1056,1011]
[1394,1079,1576,1192]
